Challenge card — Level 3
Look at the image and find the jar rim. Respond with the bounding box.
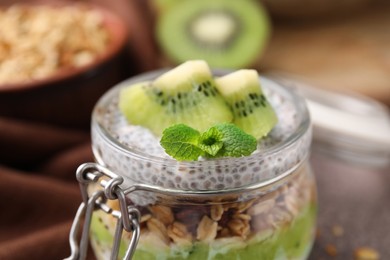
[268,73,390,168]
[92,69,311,168]
[92,69,311,167]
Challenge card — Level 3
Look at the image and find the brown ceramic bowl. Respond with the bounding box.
[0,3,129,129]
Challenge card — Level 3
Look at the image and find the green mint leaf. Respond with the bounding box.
[212,123,257,157]
[199,127,224,156]
[160,123,257,161]
[160,124,203,161]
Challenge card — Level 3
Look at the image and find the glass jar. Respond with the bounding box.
[72,70,317,260]
[269,75,390,258]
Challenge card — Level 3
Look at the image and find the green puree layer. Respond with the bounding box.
[90,204,316,260]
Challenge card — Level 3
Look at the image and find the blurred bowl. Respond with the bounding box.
[0,3,128,129]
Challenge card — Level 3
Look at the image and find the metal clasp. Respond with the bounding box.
[65,163,140,260]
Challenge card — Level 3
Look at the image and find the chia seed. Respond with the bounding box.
[91,77,312,205]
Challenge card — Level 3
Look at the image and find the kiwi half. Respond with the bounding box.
[151,0,178,14]
[119,60,233,136]
[215,70,278,139]
[156,0,270,69]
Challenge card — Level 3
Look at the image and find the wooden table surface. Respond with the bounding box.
[261,4,390,257]
[308,149,389,259]
[260,1,390,107]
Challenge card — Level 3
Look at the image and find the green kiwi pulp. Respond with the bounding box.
[215,69,278,139]
[119,60,233,136]
[156,0,270,69]
[151,0,178,13]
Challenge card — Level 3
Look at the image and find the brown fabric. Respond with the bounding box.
[0,118,92,259]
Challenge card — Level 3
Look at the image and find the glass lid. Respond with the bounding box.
[269,74,390,167]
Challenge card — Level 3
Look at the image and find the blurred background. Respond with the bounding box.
[0,0,389,259]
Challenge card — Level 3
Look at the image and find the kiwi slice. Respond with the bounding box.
[156,0,270,69]
[119,60,233,136]
[215,70,278,139]
[151,0,178,13]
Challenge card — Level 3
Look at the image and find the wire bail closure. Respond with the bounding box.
[65,163,140,260]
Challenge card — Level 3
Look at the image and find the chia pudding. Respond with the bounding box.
[89,70,317,260]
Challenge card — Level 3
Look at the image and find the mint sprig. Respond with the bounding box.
[198,127,224,156]
[160,123,257,161]
[207,123,258,157]
[160,124,204,161]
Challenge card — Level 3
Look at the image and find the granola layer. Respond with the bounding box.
[90,164,316,260]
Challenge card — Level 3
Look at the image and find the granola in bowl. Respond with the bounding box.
[0,4,109,86]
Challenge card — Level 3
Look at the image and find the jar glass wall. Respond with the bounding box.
[88,71,317,260]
